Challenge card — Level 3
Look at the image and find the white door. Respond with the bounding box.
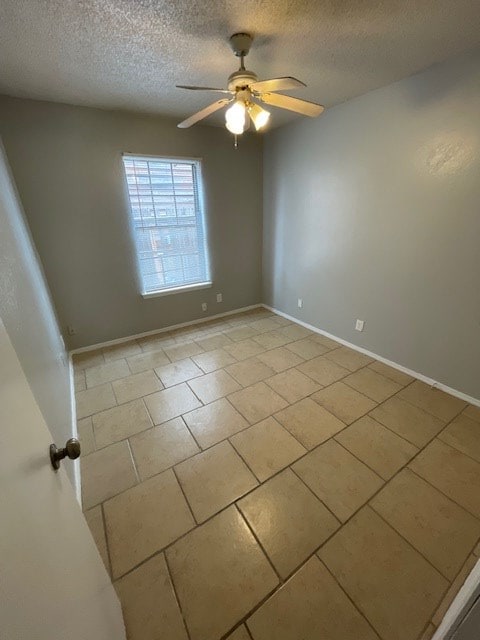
[0,318,126,639]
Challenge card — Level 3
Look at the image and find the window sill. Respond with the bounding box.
[142,281,212,299]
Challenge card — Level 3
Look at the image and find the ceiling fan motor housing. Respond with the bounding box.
[227,70,258,92]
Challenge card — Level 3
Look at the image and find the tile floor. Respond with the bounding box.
[75,308,480,640]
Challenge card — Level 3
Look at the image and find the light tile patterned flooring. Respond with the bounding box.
[74,308,480,640]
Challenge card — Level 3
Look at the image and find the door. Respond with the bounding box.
[451,596,480,639]
[0,318,125,639]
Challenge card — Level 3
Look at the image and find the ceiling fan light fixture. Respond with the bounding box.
[225,100,247,135]
[248,103,271,131]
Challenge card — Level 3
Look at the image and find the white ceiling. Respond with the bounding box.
[0,0,480,128]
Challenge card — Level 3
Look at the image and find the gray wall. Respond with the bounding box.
[263,49,480,399]
[0,142,75,485]
[0,97,263,349]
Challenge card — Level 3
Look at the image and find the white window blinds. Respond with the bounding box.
[122,155,210,295]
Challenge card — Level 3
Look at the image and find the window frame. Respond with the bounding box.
[121,153,212,298]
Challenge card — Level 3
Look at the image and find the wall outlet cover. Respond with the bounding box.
[355,319,365,332]
[216,293,223,303]
[201,302,208,312]
[298,298,303,309]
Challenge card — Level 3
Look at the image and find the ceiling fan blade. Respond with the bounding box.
[260,92,324,117]
[177,99,231,129]
[176,85,233,94]
[250,76,306,93]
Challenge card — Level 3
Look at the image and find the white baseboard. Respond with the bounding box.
[69,303,263,355]
[262,304,480,408]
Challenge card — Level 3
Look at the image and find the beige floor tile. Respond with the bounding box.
[73,349,105,370]
[325,346,374,372]
[85,359,131,388]
[226,625,251,640]
[74,369,86,392]
[194,332,233,352]
[137,332,176,352]
[224,338,266,360]
[228,382,288,424]
[103,340,141,362]
[81,440,137,509]
[432,554,479,627]
[439,414,480,462]
[336,415,418,479]
[192,348,236,373]
[247,556,379,640]
[175,441,258,522]
[144,383,202,425]
[410,439,480,518]
[275,398,346,449]
[77,417,95,455]
[130,417,200,480]
[224,325,260,341]
[293,440,384,522]
[111,369,163,404]
[166,506,279,640]
[155,357,204,387]
[285,337,330,360]
[265,368,320,404]
[76,382,116,419]
[368,361,414,386]
[279,324,312,341]
[312,382,377,424]
[371,469,480,580]
[344,368,402,402]
[230,417,307,481]
[256,347,304,373]
[105,469,194,578]
[115,554,188,640]
[238,469,339,578]
[164,341,204,362]
[398,381,467,421]
[127,348,170,373]
[464,404,480,423]
[369,396,445,447]
[249,318,283,333]
[310,333,341,350]
[252,329,292,349]
[188,369,241,404]
[319,507,448,640]
[92,399,152,448]
[297,356,349,386]
[226,357,276,386]
[84,505,110,574]
[182,398,249,448]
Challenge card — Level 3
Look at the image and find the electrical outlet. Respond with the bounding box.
[216,293,223,303]
[201,302,207,312]
[67,325,76,336]
[355,319,365,332]
[297,298,303,309]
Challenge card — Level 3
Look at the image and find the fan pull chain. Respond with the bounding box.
[234,134,238,149]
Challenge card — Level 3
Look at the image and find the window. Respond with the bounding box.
[122,155,210,296]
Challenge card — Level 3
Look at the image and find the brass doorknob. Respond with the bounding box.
[50,438,81,470]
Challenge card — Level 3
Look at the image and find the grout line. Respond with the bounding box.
[234,504,282,583]
[289,466,342,525]
[319,556,384,639]
[172,465,199,526]
[100,502,113,579]
[163,551,193,640]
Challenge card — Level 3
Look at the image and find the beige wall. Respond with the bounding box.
[263,50,480,399]
[0,96,263,348]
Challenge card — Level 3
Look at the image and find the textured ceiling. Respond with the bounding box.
[0,0,480,128]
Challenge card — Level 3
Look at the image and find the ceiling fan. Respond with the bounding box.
[176,33,324,139]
